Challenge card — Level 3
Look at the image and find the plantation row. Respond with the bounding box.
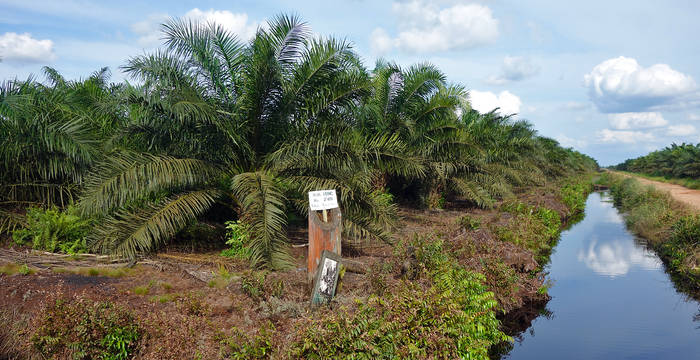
[613,143,700,181]
[0,14,597,268]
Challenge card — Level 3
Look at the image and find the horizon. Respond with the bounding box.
[2,0,700,166]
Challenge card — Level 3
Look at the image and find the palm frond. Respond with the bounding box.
[89,189,221,259]
[80,153,220,216]
[232,172,293,270]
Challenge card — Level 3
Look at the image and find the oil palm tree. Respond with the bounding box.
[79,14,409,268]
[0,68,118,234]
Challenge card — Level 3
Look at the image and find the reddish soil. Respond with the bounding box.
[0,183,573,359]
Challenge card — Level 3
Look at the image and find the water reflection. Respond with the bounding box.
[577,236,661,276]
[503,191,700,360]
[603,205,623,224]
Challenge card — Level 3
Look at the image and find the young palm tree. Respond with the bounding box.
[358,61,491,207]
[79,14,406,268]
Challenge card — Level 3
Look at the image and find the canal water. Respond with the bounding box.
[505,191,700,359]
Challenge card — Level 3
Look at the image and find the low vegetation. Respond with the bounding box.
[31,299,141,359]
[290,235,509,359]
[11,205,90,254]
[602,173,700,292]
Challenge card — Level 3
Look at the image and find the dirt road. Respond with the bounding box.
[613,171,700,211]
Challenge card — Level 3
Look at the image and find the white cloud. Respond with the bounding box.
[597,129,655,144]
[486,56,540,85]
[132,8,260,48]
[0,32,56,63]
[560,101,591,111]
[578,238,660,277]
[469,90,521,115]
[688,114,700,121]
[370,28,393,55]
[184,8,259,39]
[370,1,498,54]
[555,134,587,149]
[608,112,667,130]
[584,56,696,113]
[131,14,169,47]
[666,124,697,136]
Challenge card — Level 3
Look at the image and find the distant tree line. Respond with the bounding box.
[613,143,700,180]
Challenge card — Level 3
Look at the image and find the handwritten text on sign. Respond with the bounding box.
[309,190,339,211]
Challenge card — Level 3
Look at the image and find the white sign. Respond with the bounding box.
[309,190,339,211]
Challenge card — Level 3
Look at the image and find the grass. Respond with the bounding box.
[132,286,150,296]
[601,172,700,293]
[617,170,700,190]
[150,294,178,303]
[132,280,174,296]
[208,265,238,289]
[52,266,131,278]
[0,263,36,275]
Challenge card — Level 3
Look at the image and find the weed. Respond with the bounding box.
[427,190,447,209]
[219,323,276,360]
[54,267,129,278]
[220,220,251,259]
[606,173,700,290]
[291,234,509,359]
[150,294,178,304]
[458,215,481,230]
[241,272,266,300]
[178,292,210,316]
[265,277,285,298]
[31,298,140,359]
[18,264,32,275]
[1,263,34,275]
[12,205,90,254]
[560,178,593,215]
[367,262,390,296]
[671,215,700,246]
[493,201,564,265]
[132,286,149,296]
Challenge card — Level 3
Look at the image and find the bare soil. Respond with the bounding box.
[614,171,700,210]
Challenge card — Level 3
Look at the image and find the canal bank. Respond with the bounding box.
[501,191,700,359]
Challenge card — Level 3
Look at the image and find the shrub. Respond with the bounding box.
[560,179,592,214]
[458,215,481,230]
[221,220,251,259]
[178,292,210,316]
[31,299,141,359]
[671,215,700,246]
[18,264,32,275]
[219,323,276,360]
[535,207,561,239]
[291,235,509,359]
[241,271,266,300]
[481,258,519,299]
[493,202,562,263]
[12,206,90,254]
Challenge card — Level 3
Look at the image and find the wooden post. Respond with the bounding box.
[308,207,342,282]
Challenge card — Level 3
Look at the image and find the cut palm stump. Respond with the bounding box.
[307,207,342,283]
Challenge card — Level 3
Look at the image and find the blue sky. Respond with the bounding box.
[2,0,700,165]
